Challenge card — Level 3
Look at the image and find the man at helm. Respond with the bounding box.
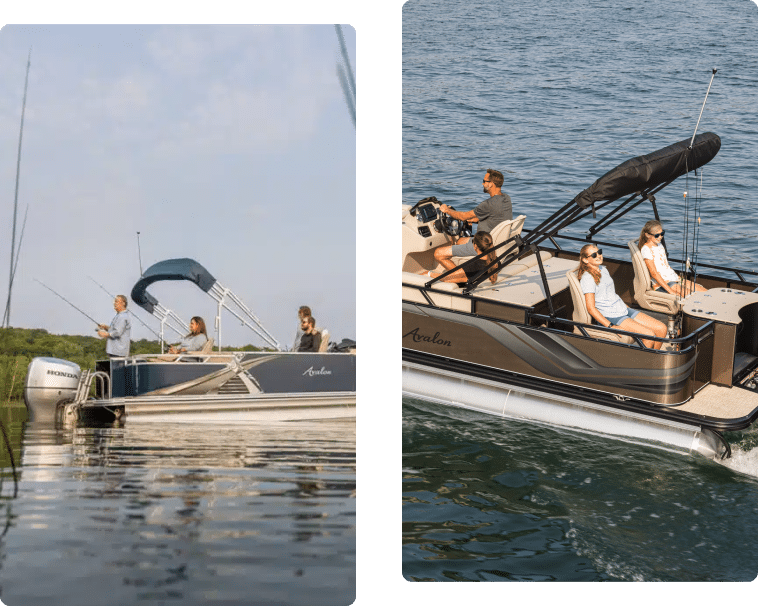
[432,169,512,273]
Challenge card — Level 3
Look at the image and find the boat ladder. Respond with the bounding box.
[60,369,112,423]
[73,369,111,404]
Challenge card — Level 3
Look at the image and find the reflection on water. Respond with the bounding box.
[0,405,355,606]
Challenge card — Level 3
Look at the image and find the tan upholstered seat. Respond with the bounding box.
[193,337,214,354]
[451,215,527,267]
[566,268,634,344]
[490,214,526,249]
[318,329,330,352]
[627,240,680,315]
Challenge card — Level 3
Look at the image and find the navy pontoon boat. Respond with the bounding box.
[25,259,355,423]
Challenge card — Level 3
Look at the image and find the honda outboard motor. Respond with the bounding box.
[24,357,81,423]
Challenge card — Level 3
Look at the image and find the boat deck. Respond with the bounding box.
[465,255,575,307]
[680,383,758,422]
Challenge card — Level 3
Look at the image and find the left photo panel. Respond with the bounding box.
[0,24,355,606]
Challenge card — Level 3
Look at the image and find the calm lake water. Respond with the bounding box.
[0,404,355,605]
[403,0,758,582]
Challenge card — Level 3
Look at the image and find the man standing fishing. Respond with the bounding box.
[97,295,131,358]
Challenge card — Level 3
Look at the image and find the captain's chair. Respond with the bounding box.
[627,240,680,315]
[566,269,633,344]
[451,215,526,266]
[490,214,526,249]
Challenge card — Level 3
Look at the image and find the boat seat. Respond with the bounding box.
[451,215,527,266]
[318,329,330,352]
[401,271,470,311]
[566,268,634,344]
[191,337,214,354]
[628,239,680,315]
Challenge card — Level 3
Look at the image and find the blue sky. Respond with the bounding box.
[0,24,355,348]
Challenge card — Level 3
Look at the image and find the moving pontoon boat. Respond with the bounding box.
[402,132,758,459]
[25,259,356,423]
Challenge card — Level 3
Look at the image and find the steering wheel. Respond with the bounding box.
[436,207,463,237]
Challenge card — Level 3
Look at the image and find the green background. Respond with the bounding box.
[0,0,758,606]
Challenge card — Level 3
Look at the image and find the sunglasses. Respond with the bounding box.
[651,231,665,238]
[587,249,603,259]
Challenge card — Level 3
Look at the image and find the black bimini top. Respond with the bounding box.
[572,132,721,209]
[131,258,216,314]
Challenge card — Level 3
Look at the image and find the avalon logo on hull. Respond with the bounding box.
[403,327,451,347]
[303,366,332,377]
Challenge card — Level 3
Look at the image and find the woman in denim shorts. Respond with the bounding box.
[578,244,667,350]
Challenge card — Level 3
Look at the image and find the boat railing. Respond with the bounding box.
[528,311,716,352]
[126,352,250,365]
[536,229,758,287]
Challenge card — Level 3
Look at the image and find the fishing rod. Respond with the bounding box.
[689,68,717,150]
[681,69,717,296]
[87,276,164,340]
[34,278,101,329]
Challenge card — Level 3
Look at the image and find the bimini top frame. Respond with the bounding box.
[449,132,722,299]
[131,258,282,351]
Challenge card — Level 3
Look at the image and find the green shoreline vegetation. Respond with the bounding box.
[0,327,263,403]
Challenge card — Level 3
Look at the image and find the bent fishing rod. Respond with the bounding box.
[34,278,102,330]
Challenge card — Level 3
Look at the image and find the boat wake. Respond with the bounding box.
[716,427,758,478]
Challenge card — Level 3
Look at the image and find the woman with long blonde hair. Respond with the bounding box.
[578,244,666,349]
[638,219,706,296]
[421,231,499,286]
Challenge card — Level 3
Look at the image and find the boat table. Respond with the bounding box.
[682,288,758,325]
[681,288,758,387]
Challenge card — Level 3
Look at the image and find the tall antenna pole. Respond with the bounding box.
[3,48,32,328]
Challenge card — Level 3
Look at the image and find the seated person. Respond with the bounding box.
[578,244,667,350]
[297,316,322,352]
[420,231,499,286]
[169,316,208,354]
[293,305,312,350]
[638,220,706,296]
[432,169,512,272]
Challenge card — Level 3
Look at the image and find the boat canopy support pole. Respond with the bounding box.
[151,303,189,352]
[532,244,555,318]
[208,282,281,351]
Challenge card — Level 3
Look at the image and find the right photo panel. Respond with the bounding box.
[402,0,758,582]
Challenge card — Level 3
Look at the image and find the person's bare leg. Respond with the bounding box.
[619,313,666,350]
[433,236,470,272]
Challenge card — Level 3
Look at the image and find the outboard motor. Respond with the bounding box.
[24,357,81,423]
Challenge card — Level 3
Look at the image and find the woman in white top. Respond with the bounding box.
[638,220,706,296]
[578,244,667,350]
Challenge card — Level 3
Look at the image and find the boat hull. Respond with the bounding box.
[403,358,723,459]
[24,353,355,424]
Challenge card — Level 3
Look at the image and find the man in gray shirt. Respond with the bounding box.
[97,295,131,358]
[433,169,513,272]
